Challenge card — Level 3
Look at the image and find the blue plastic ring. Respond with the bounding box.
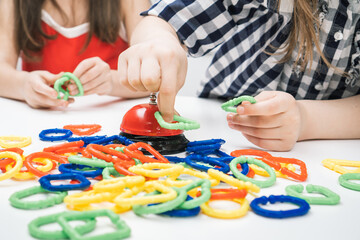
[164,156,186,163]
[67,135,107,146]
[58,163,103,178]
[250,195,310,218]
[185,154,230,173]
[39,173,91,191]
[187,139,225,147]
[90,135,134,146]
[159,196,201,217]
[39,128,73,142]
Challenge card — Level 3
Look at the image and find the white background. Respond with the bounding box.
[0,92,359,240]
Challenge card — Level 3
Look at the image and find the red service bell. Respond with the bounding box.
[119,93,189,155]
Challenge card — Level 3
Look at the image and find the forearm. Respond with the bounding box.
[298,95,360,140]
[0,63,28,101]
[129,16,180,47]
[109,70,149,98]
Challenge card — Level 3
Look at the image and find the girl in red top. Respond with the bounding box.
[0,0,150,108]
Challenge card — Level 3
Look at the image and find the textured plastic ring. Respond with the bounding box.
[322,158,360,174]
[177,179,211,209]
[154,111,200,130]
[201,198,249,219]
[250,195,310,218]
[338,173,360,191]
[230,156,276,188]
[124,142,169,164]
[0,136,32,148]
[39,173,91,191]
[9,186,67,209]
[187,139,225,147]
[28,212,96,240]
[114,181,177,207]
[285,184,340,205]
[57,209,130,240]
[158,195,201,217]
[67,135,106,146]
[132,186,188,215]
[58,163,103,178]
[43,140,84,152]
[221,95,256,113]
[128,163,184,178]
[207,169,260,193]
[68,155,113,168]
[39,128,73,142]
[200,188,248,200]
[63,124,101,136]
[102,167,124,179]
[54,72,84,100]
[185,154,230,173]
[24,152,68,177]
[0,151,23,181]
[90,135,134,146]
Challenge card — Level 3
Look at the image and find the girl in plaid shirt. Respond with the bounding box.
[118,0,360,151]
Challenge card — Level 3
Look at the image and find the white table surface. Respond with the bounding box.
[0,95,359,240]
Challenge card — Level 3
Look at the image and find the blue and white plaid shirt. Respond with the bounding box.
[144,0,360,100]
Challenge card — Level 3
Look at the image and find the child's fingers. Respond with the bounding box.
[241,133,290,151]
[31,93,68,108]
[228,122,282,140]
[81,77,107,95]
[77,65,103,86]
[239,92,290,116]
[73,58,96,79]
[119,58,136,92]
[227,113,282,128]
[32,81,58,99]
[118,53,135,92]
[128,59,147,91]
[157,63,178,122]
[41,71,64,85]
[140,57,161,92]
[84,81,110,95]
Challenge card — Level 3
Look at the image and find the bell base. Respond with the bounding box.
[119,132,189,155]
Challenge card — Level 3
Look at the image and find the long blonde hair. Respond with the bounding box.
[279,0,334,72]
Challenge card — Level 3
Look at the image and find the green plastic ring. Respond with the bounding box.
[177,179,211,209]
[68,155,113,168]
[154,111,200,130]
[102,167,124,179]
[221,95,256,113]
[230,156,276,188]
[132,187,188,215]
[9,186,67,210]
[54,72,84,100]
[57,209,131,240]
[339,173,360,191]
[28,212,96,239]
[285,184,340,205]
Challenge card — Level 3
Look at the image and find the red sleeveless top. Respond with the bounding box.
[22,13,128,73]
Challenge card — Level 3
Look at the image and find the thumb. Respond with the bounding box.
[254,91,277,103]
[42,71,65,85]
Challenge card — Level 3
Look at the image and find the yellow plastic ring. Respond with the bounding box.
[201,198,249,219]
[250,163,296,179]
[0,151,23,181]
[208,169,260,193]
[322,159,360,174]
[114,181,177,207]
[93,176,145,193]
[0,136,31,148]
[128,163,184,178]
[166,168,220,187]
